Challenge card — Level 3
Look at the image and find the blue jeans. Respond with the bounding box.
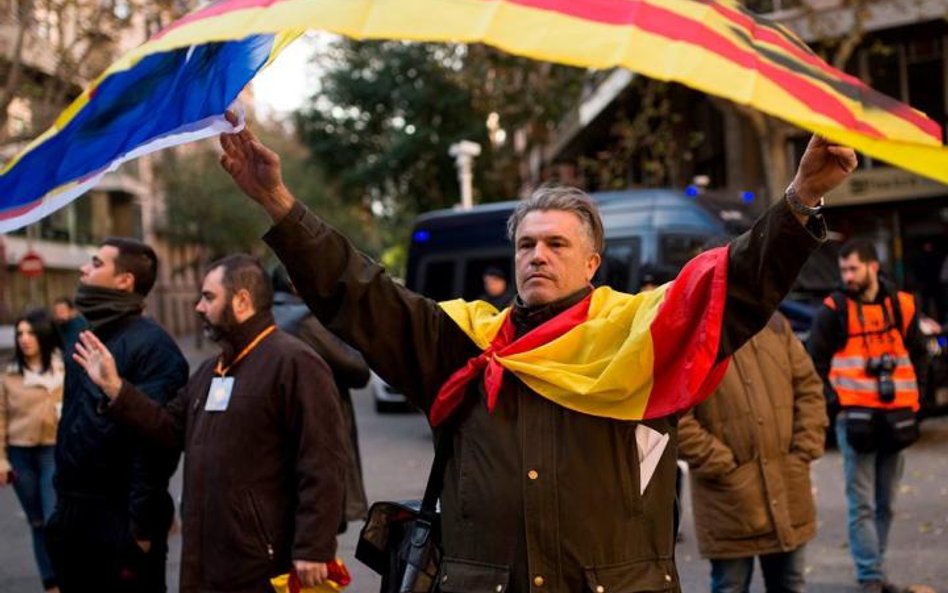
[835,415,904,584]
[710,547,806,593]
[8,445,58,588]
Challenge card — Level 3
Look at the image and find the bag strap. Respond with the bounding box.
[419,431,451,518]
[829,291,849,353]
[419,394,475,519]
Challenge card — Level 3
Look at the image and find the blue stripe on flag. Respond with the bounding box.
[0,34,275,228]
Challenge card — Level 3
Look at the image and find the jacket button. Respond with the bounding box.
[496,586,503,592]
[528,470,539,480]
[757,417,764,424]
[762,458,768,465]
[596,586,605,593]
[442,574,448,584]
[533,575,545,587]
[665,574,673,582]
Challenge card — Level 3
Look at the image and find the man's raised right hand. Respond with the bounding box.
[73,331,123,400]
[219,110,295,222]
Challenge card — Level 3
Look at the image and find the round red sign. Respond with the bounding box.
[18,251,44,279]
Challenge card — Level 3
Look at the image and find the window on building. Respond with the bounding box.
[743,0,803,15]
[593,239,641,292]
[419,260,457,301]
[865,43,903,102]
[659,233,709,270]
[462,254,513,301]
[906,36,946,132]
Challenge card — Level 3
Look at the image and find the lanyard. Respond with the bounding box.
[214,325,277,377]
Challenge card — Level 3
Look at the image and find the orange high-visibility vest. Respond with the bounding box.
[826,291,920,411]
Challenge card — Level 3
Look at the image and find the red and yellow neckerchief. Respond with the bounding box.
[430,247,731,425]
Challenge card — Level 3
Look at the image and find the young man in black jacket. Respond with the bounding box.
[47,237,188,593]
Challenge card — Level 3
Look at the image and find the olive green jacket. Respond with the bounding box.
[679,313,827,559]
[264,199,824,593]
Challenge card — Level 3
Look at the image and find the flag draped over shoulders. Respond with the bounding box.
[1,0,946,232]
[436,246,730,423]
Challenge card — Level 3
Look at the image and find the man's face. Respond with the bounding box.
[514,210,601,307]
[52,303,74,323]
[195,267,237,342]
[483,274,507,298]
[839,253,877,297]
[80,245,131,291]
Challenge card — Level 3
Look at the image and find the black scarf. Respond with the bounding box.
[511,286,592,335]
[75,284,145,331]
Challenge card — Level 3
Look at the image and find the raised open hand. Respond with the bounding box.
[72,331,123,400]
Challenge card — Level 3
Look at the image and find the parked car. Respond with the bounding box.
[406,189,728,300]
[368,371,416,413]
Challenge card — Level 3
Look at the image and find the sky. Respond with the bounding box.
[252,34,321,120]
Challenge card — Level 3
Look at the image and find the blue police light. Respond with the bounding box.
[413,230,431,243]
[685,185,699,198]
[741,191,755,204]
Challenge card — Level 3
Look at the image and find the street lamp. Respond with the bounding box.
[449,140,482,210]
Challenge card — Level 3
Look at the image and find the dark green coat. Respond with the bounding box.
[265,199,824,593]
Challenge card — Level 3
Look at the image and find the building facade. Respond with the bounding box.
[0,1,204,335]
[524,0,948,320]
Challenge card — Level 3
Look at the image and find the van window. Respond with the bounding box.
[462,255,514,300]
[594,239,641,292]
[659,234,708,269]
[419,260,457,301]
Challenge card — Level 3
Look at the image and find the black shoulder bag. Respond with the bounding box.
[356,427,452,593]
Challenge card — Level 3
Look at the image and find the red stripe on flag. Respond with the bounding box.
[0,198,42,220]
[152,0,287,40]
[645,246,729,418]
[506,0,888,137]
[707,1,941,140]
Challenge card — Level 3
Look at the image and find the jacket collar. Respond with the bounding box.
[219,310,276,364]
[511,286,593,334]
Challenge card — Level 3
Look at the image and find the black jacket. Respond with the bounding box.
[265,199,824,593]
[55,313,188,540]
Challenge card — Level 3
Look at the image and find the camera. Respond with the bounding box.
[866,353,897,403]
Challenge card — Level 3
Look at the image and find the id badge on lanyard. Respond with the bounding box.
[205,377,235,412]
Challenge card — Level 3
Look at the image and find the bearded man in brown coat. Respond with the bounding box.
[679,312,827,593]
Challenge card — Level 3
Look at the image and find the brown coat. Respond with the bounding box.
[678,314,827,559]
[0,359,64,473]
[265,199,825,593]
[107,313,348,593]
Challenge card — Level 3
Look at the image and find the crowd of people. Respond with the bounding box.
[0,122,934,593]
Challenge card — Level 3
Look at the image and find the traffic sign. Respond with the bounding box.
[18,251,44,279]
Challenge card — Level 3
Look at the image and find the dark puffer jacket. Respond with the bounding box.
[56,313,188,540]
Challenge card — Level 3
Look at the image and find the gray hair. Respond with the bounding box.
[506,185,605,253]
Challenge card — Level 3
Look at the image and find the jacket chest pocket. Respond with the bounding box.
[584,558,678,592]
[438,556,510,592]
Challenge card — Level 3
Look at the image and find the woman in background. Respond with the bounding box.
[1,310,63,592]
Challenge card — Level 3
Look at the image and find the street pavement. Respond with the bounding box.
[0,336,945,592]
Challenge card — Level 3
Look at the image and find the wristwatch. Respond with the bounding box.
[785,184,824,216]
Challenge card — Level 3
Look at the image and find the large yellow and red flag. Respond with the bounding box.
[1,0,945,231]
[433,246,730,424]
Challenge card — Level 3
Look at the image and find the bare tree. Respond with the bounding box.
[0,0,191,144]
